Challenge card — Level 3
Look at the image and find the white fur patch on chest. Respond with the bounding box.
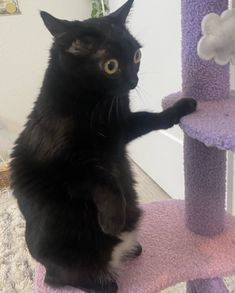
[110,230,137,271]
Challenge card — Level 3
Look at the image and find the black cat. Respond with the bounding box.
[10,0,197,292]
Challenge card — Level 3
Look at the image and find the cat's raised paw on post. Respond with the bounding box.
[171,98,197,125]
[173,98,197,116]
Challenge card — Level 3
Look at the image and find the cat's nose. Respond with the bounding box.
[128,77,139,89]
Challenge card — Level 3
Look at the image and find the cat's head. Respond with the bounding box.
[40,0,141,96]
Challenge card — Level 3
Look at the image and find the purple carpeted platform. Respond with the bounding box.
[163,92,235,152]
[35,201,235,293]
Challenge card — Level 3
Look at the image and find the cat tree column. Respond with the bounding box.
[182,0,229,292]
[182,0,229,236]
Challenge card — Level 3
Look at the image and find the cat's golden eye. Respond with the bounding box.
[134,49,142,64]
[103,59,119,75]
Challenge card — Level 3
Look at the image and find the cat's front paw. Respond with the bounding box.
[172,98,197,123]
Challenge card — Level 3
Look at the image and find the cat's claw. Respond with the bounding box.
[125,242,142,259]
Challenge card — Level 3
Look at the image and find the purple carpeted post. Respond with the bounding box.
[184,137,227,235]
[187,279,229,293]
[181,0,229,101]
[181,0,229,292]
[182,0,228,237]
[193,278,229,293]
[187,281,198,293]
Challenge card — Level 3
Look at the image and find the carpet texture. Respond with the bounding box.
[35,200,235,293]
[0,189,36,293]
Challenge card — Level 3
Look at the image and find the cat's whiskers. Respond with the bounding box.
[90,104,98,132]
[138,71,156,76]
[108,96,116,124]
[134,86,146,106]
[115,96,120,121]
[90,98,106,133]
[136,84,155,107]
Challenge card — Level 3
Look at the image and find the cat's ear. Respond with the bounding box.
[108,0,134,25]
[40,11,68,37]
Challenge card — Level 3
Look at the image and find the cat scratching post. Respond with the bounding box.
[182,0,229,234]
[35,0,235,292]
[165,0,235,292]
[183,0,229,291]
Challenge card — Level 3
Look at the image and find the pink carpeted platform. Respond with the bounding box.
[163,92,235,152]
[35,200,235,293]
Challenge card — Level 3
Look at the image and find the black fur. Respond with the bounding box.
[10,1,197,292]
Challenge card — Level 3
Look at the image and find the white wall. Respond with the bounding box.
[110,0,184,198]
[0,0,91,145]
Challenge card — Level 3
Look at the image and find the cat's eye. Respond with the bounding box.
[103,59,119,75]
[134,49,142,64]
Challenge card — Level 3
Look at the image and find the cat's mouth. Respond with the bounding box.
[128,77,139,90]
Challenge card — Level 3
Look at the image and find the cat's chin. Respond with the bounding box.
[110,87,134,96]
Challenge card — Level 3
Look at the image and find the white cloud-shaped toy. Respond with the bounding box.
[198,9,235,65]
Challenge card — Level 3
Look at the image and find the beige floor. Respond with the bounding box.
[0,161,235,292]
[132,161,170,203]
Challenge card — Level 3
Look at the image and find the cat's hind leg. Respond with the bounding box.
[78,279,118,293]
[110,230,141,268]
[44,262,118,293]
[125,241,142,259]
